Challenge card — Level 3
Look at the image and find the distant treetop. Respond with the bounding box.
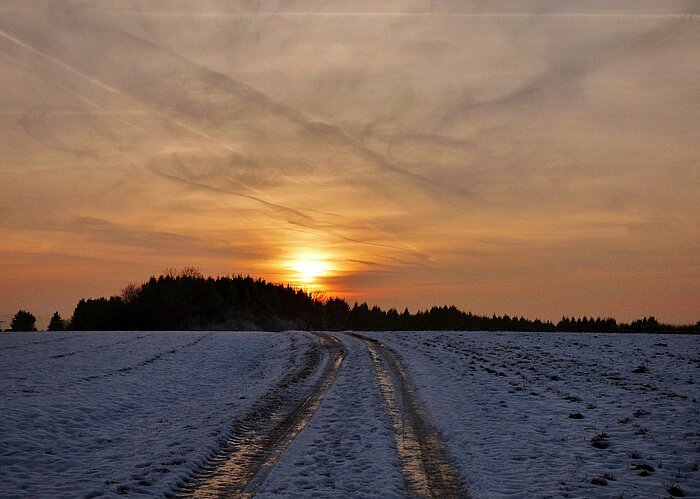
[10,310,37,332]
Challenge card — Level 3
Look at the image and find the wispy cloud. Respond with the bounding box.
[0,0,698,323]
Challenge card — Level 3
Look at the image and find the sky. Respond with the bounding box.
[1,0,699,328]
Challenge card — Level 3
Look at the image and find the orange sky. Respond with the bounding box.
[1,0,699,328]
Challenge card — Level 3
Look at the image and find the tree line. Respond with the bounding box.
[4,270,699,333]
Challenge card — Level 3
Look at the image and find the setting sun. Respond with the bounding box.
[289,253,332,287]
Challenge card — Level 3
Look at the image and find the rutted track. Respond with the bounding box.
[172,332,346,498]
[350,333,470,498]
[80,333,213,382]
[1,333,77,350]
[50,333,156,359]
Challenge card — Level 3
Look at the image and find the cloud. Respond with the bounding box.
[1,0,698,322]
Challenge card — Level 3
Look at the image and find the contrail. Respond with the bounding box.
[0,27,125,96]
[0,23,417,250]
[0,27,239,153]
[0,42,149,133]
[88,11,700,20]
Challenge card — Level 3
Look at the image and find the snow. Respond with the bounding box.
[0,330,313,498]
[368,331,700,498]
[2,330,699,498]
[258,332,405,498]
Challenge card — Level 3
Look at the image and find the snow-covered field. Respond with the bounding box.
[369,331,700,498]
[0,331,314,498]
[2,330,699,498]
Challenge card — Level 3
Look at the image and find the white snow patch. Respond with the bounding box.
[0,330,307,498]
[369,331,700,498]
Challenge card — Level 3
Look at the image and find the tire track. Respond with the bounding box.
[6,334,207,395]
[172,331,346,498]
[79,333,213,383]
[50,333,156,359]
[350,333,470,498]
[1,333,75,350]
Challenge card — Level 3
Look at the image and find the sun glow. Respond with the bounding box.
[288,252,332,288]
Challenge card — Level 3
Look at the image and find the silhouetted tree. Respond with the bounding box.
[70,297,131,331]
[120,283,140,304]
[629,316,660,332]
[47,312,65,331]
[10,310,37,331]
[64,270,696,334]
[324,297,350,330]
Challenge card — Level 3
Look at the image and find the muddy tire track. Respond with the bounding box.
[350,333,470,498]
[172,332,346,498]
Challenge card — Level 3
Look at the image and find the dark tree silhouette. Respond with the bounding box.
[630,316,660,332]
[66,270,699,334]
[47,312,65,331]
[10,310,37,331]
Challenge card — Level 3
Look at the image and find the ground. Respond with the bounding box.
[1,330,698,498]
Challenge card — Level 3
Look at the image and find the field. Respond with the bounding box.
[369,332,700,498]
[1,331,698,498]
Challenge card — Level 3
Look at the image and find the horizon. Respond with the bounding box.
[2,0,699,328]
[2,270,698,331]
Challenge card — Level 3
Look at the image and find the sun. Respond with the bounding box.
[288,252,331,287]
[294,259,327,284]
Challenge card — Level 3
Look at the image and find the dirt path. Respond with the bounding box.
[172,332,346,498]
[350,333,470,498]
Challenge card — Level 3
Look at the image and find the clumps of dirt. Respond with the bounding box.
[667,484,684,497]
[591,472,618,486]
[635,426,649,436]
[632,364,649,374]
[568,412,584,419]
[591,476,607,486]
[631,462,655,477]
[591,432,610,449]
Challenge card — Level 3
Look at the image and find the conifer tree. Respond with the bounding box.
[47,312,65,331]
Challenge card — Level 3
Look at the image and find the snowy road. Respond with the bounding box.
[2,331,698,498]
[351,333,468,498]
[181,333,346,497]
